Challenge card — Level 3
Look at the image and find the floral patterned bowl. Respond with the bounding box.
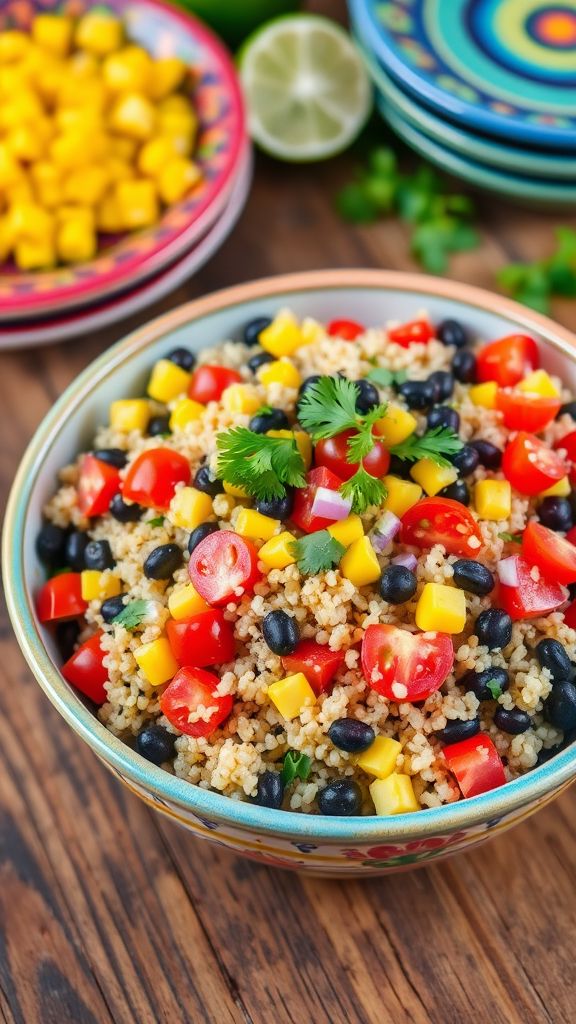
[0,0,246,320]
[4,270,576,876]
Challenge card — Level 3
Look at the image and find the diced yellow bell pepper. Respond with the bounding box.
[382,476,423,519]
[370,773,419,815]
[109,399,151,433]
[169,398,204,431]
[221,383,261,415]
[63,166,109,206]
[56,216,97,264]
[339,536,381,588]
[223,481,248,499]
[258,531,297,570]
[327,515,364,548]
[235,508,279,541]
[258,310,303,357]
[469,382,498,409]
[415,582,466,634]
[266,429,312,469]
[158,157,202,204]
[134,637,178,686]
[357,736,402,779]
[14,237,55,270]
[518,369,560,398]
[167,582,209,620]
[267,672,316,720]
[168,487,213,531]
[148,57,187,100]
[0,31,30,63]
[474,479,511,521]
[258,359,302,389]
[540,475,571,498]
[32,14,73,57]
[75,11,124,56]
[374,405,417,446]
[81,570,122,602]
[147,359,191,403]
[103,45,152,93]
[410,459,458,496]
[114,178,158,228]
[137,135,179,177]
[109,94,156,141]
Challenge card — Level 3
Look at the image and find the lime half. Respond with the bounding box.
[238,15,372,162]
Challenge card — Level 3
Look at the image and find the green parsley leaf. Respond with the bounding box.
[297,376,388,464]
[281,750,312,787]
[340,466,387,515]
[366,367,408,388]
[498,532,523,544]
[111,599,149,631]
[290,530,346,575]
[147,516,165,528]
[390,427,463,467]
[486,679,503,700]
[254,404,273,417]
[216,427,306,502]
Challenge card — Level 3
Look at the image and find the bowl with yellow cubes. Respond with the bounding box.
[0,0,246,320]
[5,269,576,875]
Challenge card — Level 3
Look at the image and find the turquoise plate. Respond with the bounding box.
[349,0,576,148]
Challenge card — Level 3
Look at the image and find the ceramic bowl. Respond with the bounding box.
[0,0,246,320]
[4,270,576,876]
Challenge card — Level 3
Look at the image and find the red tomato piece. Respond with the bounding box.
[188,365,242,404]
[37,573,87,623]
[188,530,260,605]
[159,666,233,737]
[361,624,454,702]
[77,454,120,517]
[476,334,539,387]
[523,521,576,585]
[495,390,560,432]
[326,318,365,341]
[555,429,576,487]
[400,497,484,557]
[498,556,568,621]
[166,610,235,667]
[61,631,108,704]
[388,319,434,348]
[502,432,566,496]
[314,430,390,482]
[291,466,345,533]
[443,735,506,798]
[122,448,191,510]
[281,640,345,695]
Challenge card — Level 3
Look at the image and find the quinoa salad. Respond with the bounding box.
[35,310,576,817]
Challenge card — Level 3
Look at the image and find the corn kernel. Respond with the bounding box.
[14,237,55,270]
[266,429,312,469]
[259,311,304,357]
[410,458,458,496]
[56,216,97,264]
[110,94,156,141]
[148,57,187,99]
[540,475,571,498]
[357,736,402,779]
[221,383,261,415]
[235,508,279,541]
[339,536,381,588]
[167,583,209,620]
[147,359,191,403]
[327,515,364,548]
[75,12,124,56]
[370,773,419,815]
[138,135,180,177]
[258,531,297,570]
[81,570,122,602]
[0,31,30,63]
[267,672,316,720]
[382,476,423,518]
[168,487,213,530]
[374,405,417,446]
[223,480,249,498]
[169,397,204,431]
[109,399,150,433]
[469,382,498,408]
[518,369,560,398]
[114,178,158,227]
[103,45,152,93]
[474,479,512,521]
[415,582,466,634]
[258,358,302,389]
[32,15,73,56]
[134,637,178,686]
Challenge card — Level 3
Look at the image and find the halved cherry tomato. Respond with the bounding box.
[495,390,560,432]
[37,573,87,623]
[314,430,390,482]
[166,610,235,667]
[443,735,506,798]
[159,666,233,738]
[281,640,345,695]
[326,319,365,341]
[476,334,539,387]
[388,319,434,347]
[498,555,568,620]
[61,631,108,704]
[188,530,260,605]
[400,497,484,557]
[291,466,345,533]
[555,430,576,486]
[77,454,120,517]
[361,624,454,702]
[122,448,191,510]
[502,432,566,496]
[188,365,242,404]
[523,522,576,586]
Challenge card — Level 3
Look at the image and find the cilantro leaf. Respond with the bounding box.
[112,599,149,630]
[340,466,387,515]
[486,679,503,700]
[498,532,522,544]
[290,531,346,575]
[297,376,387,464]
[367,367,408,388]
[254,404,273,417]
[216,427,306,502]
[281,750,312,787]
[147,516,165,528]
[390,427,463,467]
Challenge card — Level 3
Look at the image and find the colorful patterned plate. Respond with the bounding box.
[0,0,246,320]
[350,0,576,148]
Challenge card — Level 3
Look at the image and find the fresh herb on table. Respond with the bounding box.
[147,516,165,528]
[112,600,150,630]
[498,227,576,313]
[290,530,346,575]
[216,426,306,501]
[281,750,312,787]
[498,532,523,544]
[486,679,503,701]
[366,367,408,387]
[389,426,464,467]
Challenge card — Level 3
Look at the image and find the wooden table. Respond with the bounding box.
[2,11,576,1021]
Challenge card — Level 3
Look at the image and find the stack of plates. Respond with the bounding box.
[349,0,576,207]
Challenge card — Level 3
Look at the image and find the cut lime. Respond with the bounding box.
[238,15,372,162]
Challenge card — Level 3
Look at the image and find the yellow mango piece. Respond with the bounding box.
[109,399,150,433]
[375,405,417,446]
[75,11,124,56]
[259,311,304,358]
[134,637,178,686]
[149,57,187,100]
[235,508,279,541]
[518,369,560,398]
[474,479,511,521]
[410,459,458,497]
[382,476,422,519]
[147,359,191,403]
[258,531,297,570]
[221,383,261,415]
[63,166,109,206]
[167,583,209,620]
[56,217,97,264]
[137,135,180,177]
[5,124,44,162]
[81,570,122,602]
[168,486,213,531]
[339,536,381,588]
[415,582,466,634]
[357,736,402,779]
[103,45,152,93]
[370,773,419,815]
[169,398,204,431]
[469,382,498,409]
[258,359,302,389]
[109,94,157,141]
[8,202,53,241]
[0,31,30,63]
[327,515,364,548]
[114,178,158,228]
[0,143,22,189]
[158,157,202,204]
[267,673,316,721]
[540,476,571,498]
[32,14,73,57]
[14,236,56,270]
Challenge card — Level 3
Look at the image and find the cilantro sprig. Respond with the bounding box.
[366,367,407,388]
[499,532,522,544]
[389,426,464,468]
[111,599,150,631]
[486,679,503,701]
[341,467,387,515]
[498,226,576,313]
[290,530,346,575]
[281,750,312,787]
[297,376,387,457]
[216,426,306,502]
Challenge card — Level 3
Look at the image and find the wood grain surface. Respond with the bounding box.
[1,4,576,1021]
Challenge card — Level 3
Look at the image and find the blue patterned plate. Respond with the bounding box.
[350,0,576,148]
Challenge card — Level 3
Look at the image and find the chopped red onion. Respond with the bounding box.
[497,555,519,587]
[392,552,418,572]
[371,511,401,552]
[310,487,352,522]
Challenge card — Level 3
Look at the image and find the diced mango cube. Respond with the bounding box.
[540,475,571,498]
[266,429,312,469]
[357,736,402,779]
[474,479,511,521]
[5,124,44,162]
[300,317,323,346]
[96,193,123,233]
[63,166,109,206]
[267,672,316,720]
[410,458,458,496]
[469,382,498,409]
[7,201,53,242]
[14,237,55,270]
[138,135,180,177]
[0,143,22,189]
[327,514,364,548]
[258,359,302,389]
[148,359,192,403]
[168,486,213,530]
[56,216,97,264]
[259,311,304,358]
[134,637,178,686]
[114,178,158,227]
[375,405,417,446]
[148,57,187,100]
[258,531,297,570]
[158,157,202,204]
[32,14,73,56]
[0,31,30,63]
[75,11,124,56]
[167,582,209,620]
[415,582,466,634]
[109,94,156,141]
[103,45,152,93]
[382,476,422,518]
[221,383,261,415]
[109,399,150,433]
[339,536,381,588]
[370,773,419,815]
[518,369,560,398]
[235,508,279,541]
[169,398,204,431]
[81,570,122,602]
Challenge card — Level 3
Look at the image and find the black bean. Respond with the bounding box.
[354,379,380,414]
[143,543,182,580]
[452,559,495,596]
[328,718,375,753]
[55,620,80,662]
[36,523,67,566]
[188,522,219,553]
[536,743,563,765]
[247,350,274,374]
[253,771,284,809]
[84,540,114,571]
[396,379,436,410]
[137,725,177,764]
[428,370,454,403]
[109,493,143,522]
[379,564,417,604]
[193,465,223,496]
[243,316,272,347]
[544,680,576,731]
[427,405,460,432]
[92,448,127,469]
[387,454,413,479]
[167,347,195,371]
[439,480,470,505]
[494,706,531,735]
[65,531,89,571]
[452,349,477,383]
[101,595,125,623]
[538,497,573,532]
[249,408,290,433]
[536,638,574,683]
[256,491,294,521]
[298,374,322,396]
[436,718,481,744]
[460,666,510,701]
[148,415,171,437]
[450,444,479,477]
[474,608,512,650]
[437,319,468,348]
[471,439,502,470]
[558,401,576,420]
[319,779,362,816]
[262,610,299,656]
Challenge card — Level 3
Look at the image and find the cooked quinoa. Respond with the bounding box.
[37,309,576,816]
